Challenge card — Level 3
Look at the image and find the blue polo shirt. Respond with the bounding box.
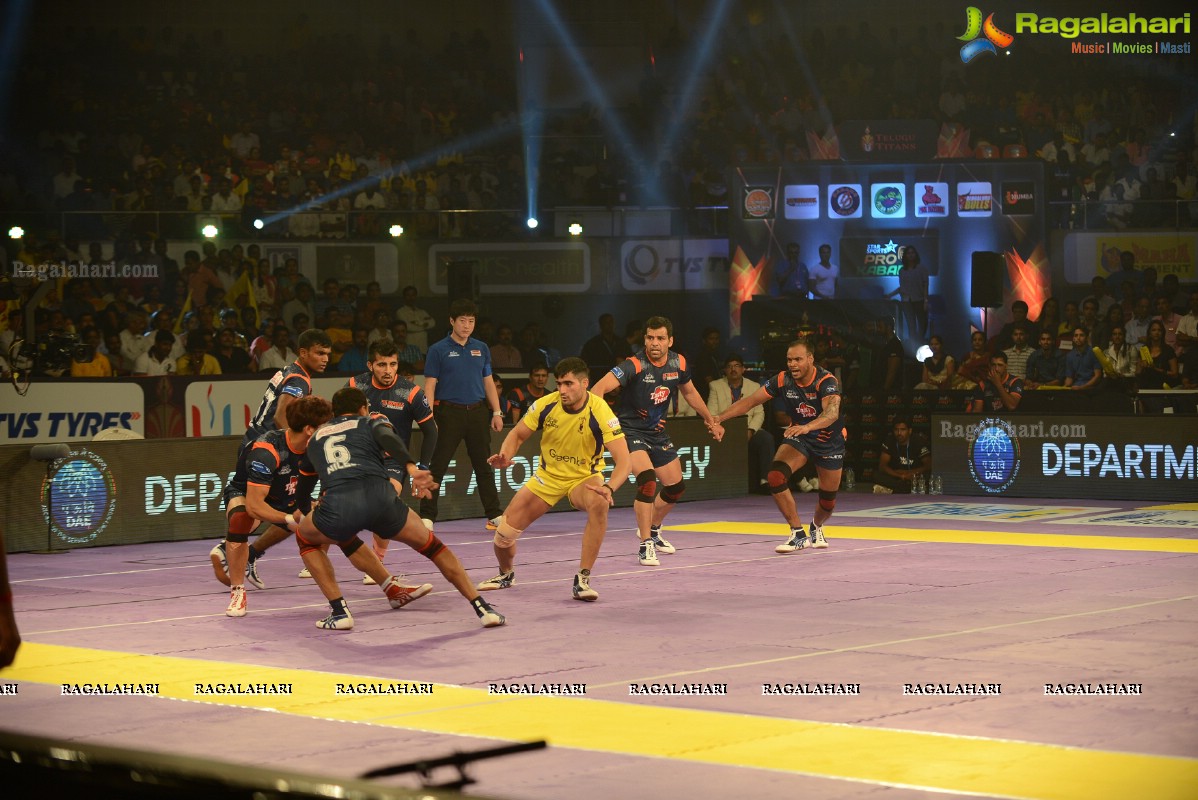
[424,334,492,404]
[1064,347,1101,386]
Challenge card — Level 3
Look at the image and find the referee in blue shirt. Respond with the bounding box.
[419,298,505,529]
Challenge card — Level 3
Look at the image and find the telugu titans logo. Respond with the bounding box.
[958,7,1015,63]
[968,419,1020,493]
[40,449,117,544]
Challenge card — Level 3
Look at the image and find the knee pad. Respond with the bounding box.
[635,470,657,503]
[767,462,793,494]
[227,533,250,544]
[337,538,364,557]
[660,480,686,504]
[295,530,321,557]
[818,489,838,513]
[418,532,446,560]
[226,505,256,535]
[493,518,523,549]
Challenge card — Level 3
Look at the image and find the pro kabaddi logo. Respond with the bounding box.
[958,7,1015,62]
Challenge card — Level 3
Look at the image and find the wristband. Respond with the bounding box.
[492,411,503,416]
[416,462,429,471]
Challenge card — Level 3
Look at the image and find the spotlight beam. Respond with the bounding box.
[658,0,735,160]
[529,0,651,179]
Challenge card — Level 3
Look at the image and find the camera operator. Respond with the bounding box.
[70,326,114,377]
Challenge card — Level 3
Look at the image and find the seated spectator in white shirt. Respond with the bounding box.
[133,330,178,376]
[256,326,298,372]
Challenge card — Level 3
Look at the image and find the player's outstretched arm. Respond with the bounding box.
[584,435,631,505]
[712,385,771,428]
[590,371,619,397]
[680,380,724,441]
[487,420,534,469]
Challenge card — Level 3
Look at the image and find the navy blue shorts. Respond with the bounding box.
[312,483,410,542]
[625,427,678,468]
[781,432,846,470]
[222,437,252,505]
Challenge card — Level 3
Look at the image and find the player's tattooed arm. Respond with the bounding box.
[808,394,841,431]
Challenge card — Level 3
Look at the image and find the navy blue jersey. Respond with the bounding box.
[346,372,432,447]
[245,428,318,512]
[763,366,846,440]
[246,362,313,440]
[308,413,395,491]
[608,350,691,433]
[507,384,548,419]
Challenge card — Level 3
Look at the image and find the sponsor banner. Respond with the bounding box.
[185,377,350,437]
[914,183,949,218]
[870,183,907,219]
[838,120,939,162]
[782,185,820,219]
[956,182,994,217]
[1002,181,1036,215]
[1052,510,1198,529]
[742,187,775,220]
[620,239,730,292]
[0,418,745,552]
[0,382,144,443]
[427,242,590,293]
[838,501,1110,523]
[839,233,939,278]
[828,184,863,218]
[1063,231,1198,283]
[931,414,1195,502]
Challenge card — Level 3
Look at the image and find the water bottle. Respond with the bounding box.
[913,474,925,494]
[931,474,943,495]
[844,467,856,490]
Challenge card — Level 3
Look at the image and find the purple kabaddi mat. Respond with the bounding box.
[3,492,1197,799]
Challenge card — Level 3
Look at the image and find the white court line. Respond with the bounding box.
[589,592,1198,690]
[9,528,643,584]
[21,540,919,635]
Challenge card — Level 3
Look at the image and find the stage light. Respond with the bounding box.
[389,224,404,237]
[252,218,264,230]
[568,221,583,236]
[527,217,539,229]
[8,225,24,239]
[916,344,933,362]
[201,224,219,238]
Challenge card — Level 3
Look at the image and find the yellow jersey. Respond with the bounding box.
[522,391,623,482]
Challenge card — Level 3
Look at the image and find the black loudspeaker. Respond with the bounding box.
[970,251,1004,308]
[447,260,478,302]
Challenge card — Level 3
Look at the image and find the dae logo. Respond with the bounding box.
[742,187,774,219]
[41,449,117,545]
[871,184,906,218]
[967,418,1020,493]
[650,386,671,405]
[828,184,862,218]
[957,7,1015,63]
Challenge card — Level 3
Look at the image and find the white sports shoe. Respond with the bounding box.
[298,567,312,578]
[810,524,828,549]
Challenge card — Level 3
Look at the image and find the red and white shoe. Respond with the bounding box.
[225,586,247,617]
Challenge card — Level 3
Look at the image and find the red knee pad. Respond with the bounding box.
[295,530,322,556]
[227,506,256,536]
[635,470,657,503]
[817,489,837,513]
[767,462,793,494]
[418,531,445,560]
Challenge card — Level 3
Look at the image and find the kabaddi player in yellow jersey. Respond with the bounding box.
[478,357,631,601]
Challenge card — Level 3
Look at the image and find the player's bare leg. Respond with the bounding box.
[643,459,683,559]
[295,526,355,630]
[770,449,813,554]
[568,475,610,601]
[809,465,841,549]
[389,514,505,627]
